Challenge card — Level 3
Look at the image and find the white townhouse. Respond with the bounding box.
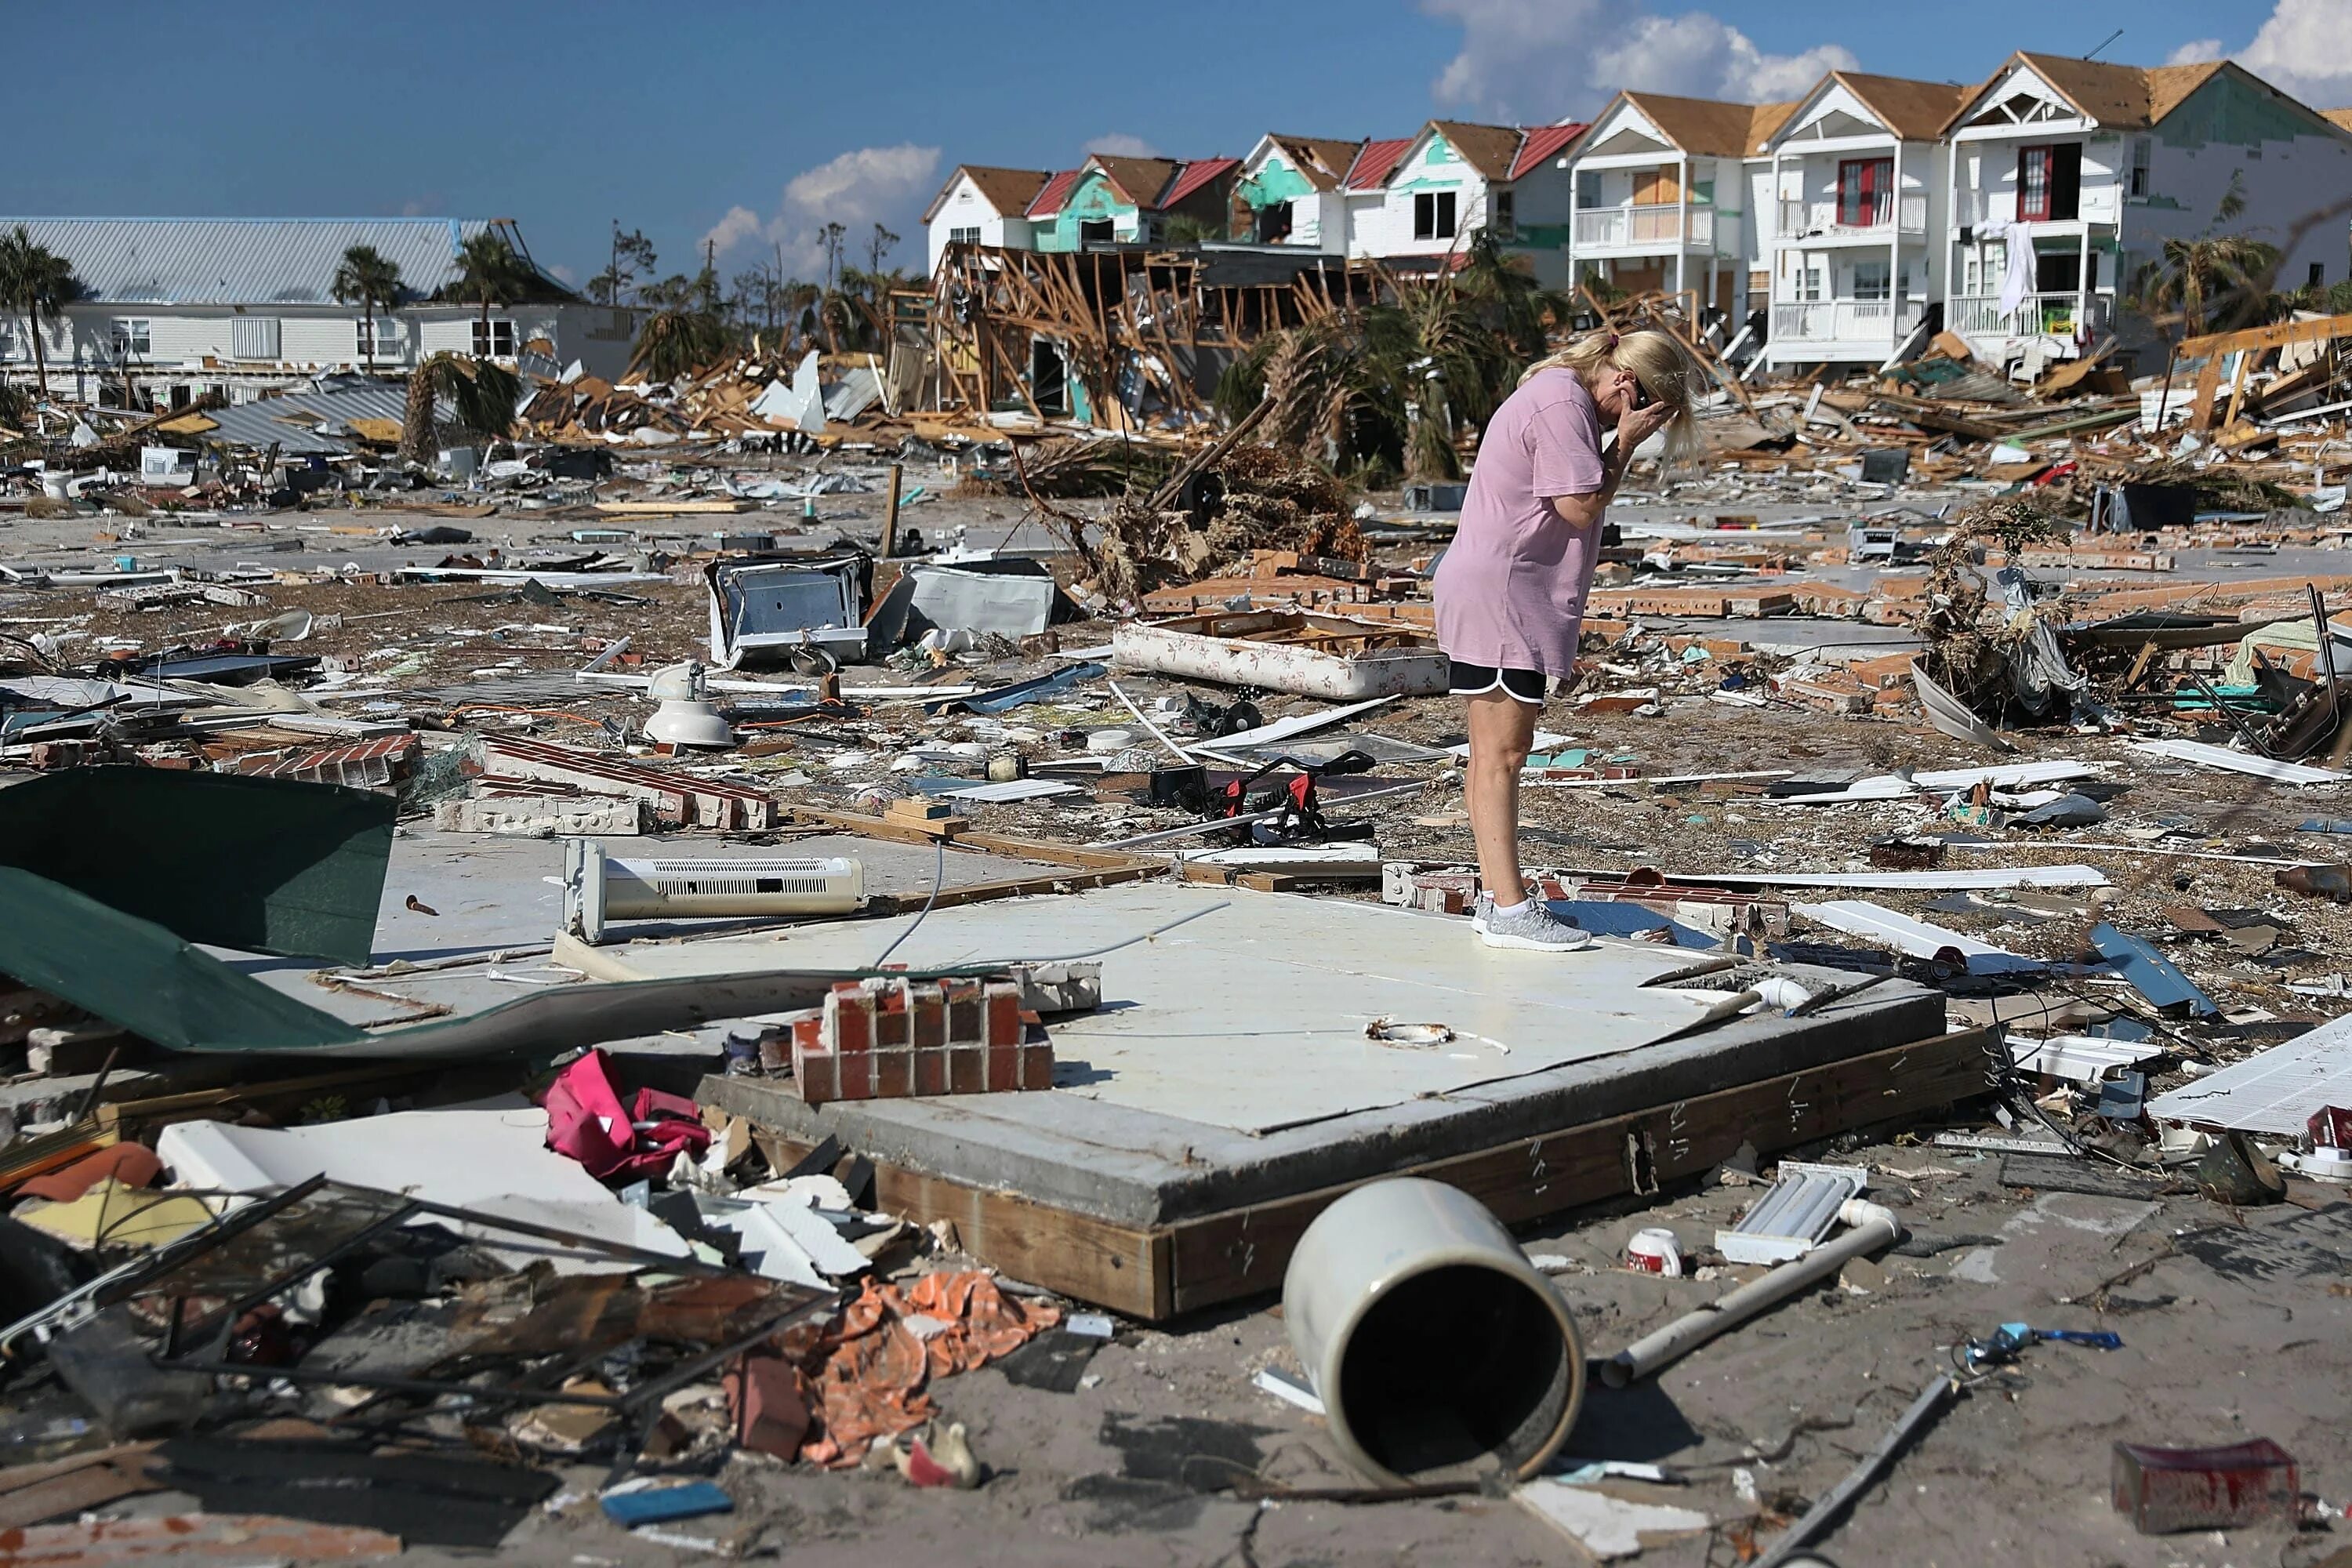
[1230,136,1363,251]
[923,166,1051,275]
[1759,73,1968,368]
[1341,120,1588,285]
[1941,53,2352,370]
[0,217,636,407]
[1563,93,1793,325]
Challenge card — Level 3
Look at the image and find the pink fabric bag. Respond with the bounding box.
[544,1047,712,1180]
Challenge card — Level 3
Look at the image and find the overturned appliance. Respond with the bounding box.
[705,553,871,670]
[864,556,1066,646]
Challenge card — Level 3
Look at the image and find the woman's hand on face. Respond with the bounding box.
[1615,399,1675,452]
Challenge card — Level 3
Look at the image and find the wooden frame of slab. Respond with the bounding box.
[725,1024,1996,1320]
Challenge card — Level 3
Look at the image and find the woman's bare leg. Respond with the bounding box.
[1465,690,1537,903]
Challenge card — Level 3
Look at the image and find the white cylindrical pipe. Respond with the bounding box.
[1601,1200,1901,1389]
[1283,1178,1584,1488]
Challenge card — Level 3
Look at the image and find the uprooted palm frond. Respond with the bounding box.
[971,435,1177,498]
[401,352,521,463]
[1081,443,1360,605]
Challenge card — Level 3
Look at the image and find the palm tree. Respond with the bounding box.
[2130,176,2284,339]
[331,245,404,376]
[401,350,521,464]
[629,303,730,382]
[448,231,528,358]
[0,227,82,408]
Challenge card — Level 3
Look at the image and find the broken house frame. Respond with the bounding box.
[926,242,1421,428]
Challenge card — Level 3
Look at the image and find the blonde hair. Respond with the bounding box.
[1520,327,1703,467]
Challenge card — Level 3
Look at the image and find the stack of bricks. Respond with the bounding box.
[791,976,1050,1105]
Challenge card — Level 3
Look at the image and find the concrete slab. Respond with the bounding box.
[686,885,1946,1229]
[557,882,1744,1134]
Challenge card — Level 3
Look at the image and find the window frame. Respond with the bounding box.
[470,318,517,358]
[1850,258,1892,303]
[110,318,152,358]
[1413,190,1459,241]
[1491,188,1515,241]
[948,226,981,247]
[1835,158,1892,228]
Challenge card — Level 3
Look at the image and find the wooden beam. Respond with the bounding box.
[710,1023,1990,1319]
[2176,310,2352,362]
[1163,1024,1992,1315]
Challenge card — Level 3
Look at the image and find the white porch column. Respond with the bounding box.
[1889,140,1904,353]
[2076,221,2091,345]
[1673,153,1690,302]
[1944,137,1958,331]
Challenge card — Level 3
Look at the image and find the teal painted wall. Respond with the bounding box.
[1033,170,1142,252]
[1394,133,1469,194]
[1240,158,1315,209]
[2158,74,2322,148]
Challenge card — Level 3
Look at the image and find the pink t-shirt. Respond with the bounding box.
[1431,368,1609,677]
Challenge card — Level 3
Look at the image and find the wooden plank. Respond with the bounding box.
[1163,1025,1992,1315]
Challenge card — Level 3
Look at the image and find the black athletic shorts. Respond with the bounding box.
[1446,661,1547,705]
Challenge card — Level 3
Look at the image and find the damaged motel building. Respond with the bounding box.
[0,217,639,405]
[924,53,2352,421]
[15,36,2352,1568]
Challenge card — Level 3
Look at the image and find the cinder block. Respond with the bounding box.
[948,1046,985,1095]
[913,1047,948,1097]
[792,1040,837,1105]
[875,983,911,1049]
[823,983,873,1053]
[836,1050,874,1101]
[909,981,946,1049]
[943,978,982,1045]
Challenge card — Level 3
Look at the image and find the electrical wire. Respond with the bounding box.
[870,835,948,968]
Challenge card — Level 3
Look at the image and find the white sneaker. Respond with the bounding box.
[1480,900,1594,952]
[1471,891,1494,934]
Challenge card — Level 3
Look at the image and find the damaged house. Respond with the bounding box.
[0,216,640,406]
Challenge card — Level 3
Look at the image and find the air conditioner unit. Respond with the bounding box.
[562,839,863,944]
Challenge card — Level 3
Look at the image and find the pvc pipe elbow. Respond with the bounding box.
[1837,1199,1900,1235]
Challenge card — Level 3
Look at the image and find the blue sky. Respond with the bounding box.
[13,0,2342,289]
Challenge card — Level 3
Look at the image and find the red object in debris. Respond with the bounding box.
[2309,1105,2352,1149]
[543,1047,711,1181]
[793,976,1044,1105]
[725,1349,812,1460]
[2112,1439,2299,1534]
[16,1143,163,1203]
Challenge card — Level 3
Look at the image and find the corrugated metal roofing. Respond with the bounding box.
[1344,138,1414,191]
[1161,157,1240,209]
[0,218,518,307]
[194,383,428,455]
[1026,171,1081,219]
[1510,122,1588,180]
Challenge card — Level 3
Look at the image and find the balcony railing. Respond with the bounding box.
[1777,192,1927,239]
[1948,292,2114,339]
[1770,297,1926,343]
[1573,205,1714,250]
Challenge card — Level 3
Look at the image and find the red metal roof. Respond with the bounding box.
[1510,122,1588,180]
[1343,137,1414,191]
[1026,169,1080,219]
[1160,156,1240,209]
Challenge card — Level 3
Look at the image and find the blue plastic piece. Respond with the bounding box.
[2089,923,2217,1017]
[1544,900,1717,949]
[600,1483,735,1526]
[929,662,1107,717]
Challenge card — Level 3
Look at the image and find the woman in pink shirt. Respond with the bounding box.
[1432,328,1697,950]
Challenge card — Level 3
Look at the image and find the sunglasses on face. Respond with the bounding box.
[1628,379,1655,411]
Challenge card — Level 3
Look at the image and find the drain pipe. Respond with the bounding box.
[1600,1200,1902,1388]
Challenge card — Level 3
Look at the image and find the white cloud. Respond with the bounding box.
[1084,132,1163,158]
[1423,0,1855,121]
[703,143,942,277]
[2167,38,2226,66]
[2232,0,2352,107]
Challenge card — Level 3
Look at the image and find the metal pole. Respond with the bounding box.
[1750,1373,1958,1568]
